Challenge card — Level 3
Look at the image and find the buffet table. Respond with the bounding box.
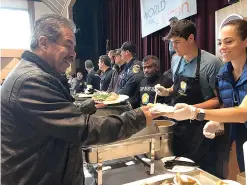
[83,157,224,185]
[83,158,174,185]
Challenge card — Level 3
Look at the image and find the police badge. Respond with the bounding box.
[142,93,149,105]
[178,81,187,96]
[180,81,187,91]
[132,65,140,73]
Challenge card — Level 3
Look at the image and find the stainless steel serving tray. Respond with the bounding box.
[83,132,162,163]
[83,128,161,163]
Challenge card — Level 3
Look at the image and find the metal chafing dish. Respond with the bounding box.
[124,169,222,185]
[82,120,175,185]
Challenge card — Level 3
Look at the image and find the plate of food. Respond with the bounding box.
[148,103,175,113]
[92,92,129,104]
[162,156,197,173]
[77,93,94,98]
[216,180,241,185]
[174,173,201,185]
[141,181,174,185]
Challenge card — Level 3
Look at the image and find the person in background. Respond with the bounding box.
[85,59,100,91]
[166,17,179,59]
[107,49,126,93]
[108,49,116,68]
[118,41,144,108]
[163,68,173,84]
[1,14,163,185]
[74,72,85,93]
[164,19,247,175]
[67,74,74,87]
[155,19,223,177]
[133,55,173,106]
[98,55,113,91]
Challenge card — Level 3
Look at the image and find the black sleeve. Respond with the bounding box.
[101,70,113,91]
[162,76,173,88]
[86,73,93,85]
[117,72,144,96]
[129,83,141,107]
[107,71,116,92]
[16,74,147,146]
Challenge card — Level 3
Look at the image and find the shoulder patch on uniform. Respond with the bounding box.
[132,65,140,73]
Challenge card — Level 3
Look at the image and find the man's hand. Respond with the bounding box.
[203,121,220,139]
[163,103,194,121]
[95,102,107,109]
[154,84,170,96]
[140,106,164,125]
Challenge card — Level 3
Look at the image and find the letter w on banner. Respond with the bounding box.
[140,0,197,37]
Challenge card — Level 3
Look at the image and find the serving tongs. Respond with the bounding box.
[164,159,199,169]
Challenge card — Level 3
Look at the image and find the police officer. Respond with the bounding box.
[118,42,144,108]
[133,55,173,106]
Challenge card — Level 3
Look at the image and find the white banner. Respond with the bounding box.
[140,0,197,37]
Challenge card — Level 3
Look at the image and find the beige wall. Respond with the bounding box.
[1,0,28,9]
[215,0,247,57]
[0,0,54,82]
[1,49,24,83]
[34,1,53,21]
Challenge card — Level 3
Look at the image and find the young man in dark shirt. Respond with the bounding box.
[134,55,173,106]
[107,49,126,93]
[98,55,113,91]
[85,60,100,91]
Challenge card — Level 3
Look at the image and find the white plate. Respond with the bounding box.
[161,156,197,173]
[102,94,129,105]
[174,174,202,185]
[149,104,175,113]
[77,93,94,98]
[221,180,241,185]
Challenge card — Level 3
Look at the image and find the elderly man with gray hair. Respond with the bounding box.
[1,14,163,185]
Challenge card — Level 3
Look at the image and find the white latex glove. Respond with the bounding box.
[163,103,194,121]
[173,103,194,120]
[154,84,170,96]
[203,121,220,139]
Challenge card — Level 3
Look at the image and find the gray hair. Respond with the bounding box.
[142,55,160,68]
[30,14,76,50]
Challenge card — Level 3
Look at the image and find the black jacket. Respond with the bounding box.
[100,67,113,91]
[107,64,126,93]
[117,59,144,108]
[1,51,147,185]
[74,79,86,93]
[86,70,100,90]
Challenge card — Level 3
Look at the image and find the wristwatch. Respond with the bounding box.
[196,108,205,121]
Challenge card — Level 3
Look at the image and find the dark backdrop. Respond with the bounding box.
[104,0,228,73]
[73,0,228,73]
[73,0,107,73]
